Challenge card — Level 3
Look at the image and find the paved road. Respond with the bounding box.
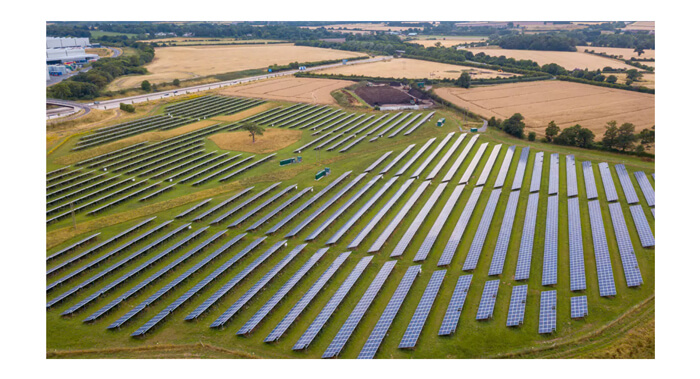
[108,47,121,58]
[89,56,392,110]
[46,98,91,121]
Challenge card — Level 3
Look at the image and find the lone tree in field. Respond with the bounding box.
[634,46,645,56]
[141,80,151,92]
[456,72,471,88]
[241,122,265,143]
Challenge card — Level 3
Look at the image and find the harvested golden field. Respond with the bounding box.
[108,45,365,90]
[314,58,518,80]
[302,23,422,32]
[407,36,486,48]
[208,128,302,153]
[435,81,655,137]
[624,21,655,32]
[137,37,284,46]
[605,73,655,89]
[577,46,656,60]
[466,47,637,70]
[219,77,354,104]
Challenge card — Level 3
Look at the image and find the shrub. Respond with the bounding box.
[528,132,536,141]
[119,103,135,113]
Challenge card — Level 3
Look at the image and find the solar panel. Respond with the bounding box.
[396,138,436,177]
[570,296,588,319]
[368,181,430,253]
[614,164,639,204]
[414,185,465,262]
[286,173,367,238]
[365,151,393,173]
[322,260,396,358]
[582,161,598,199]
[364,113,402,136]
[463,189,502,271]
[634,171,655,207]
[357,265,421,359]
[380,144,415,174]
[538,290,557,334]
[651,208,655,218]
[176,199,212,219]
[237,248,327,334]
[305,175,382,241]
[218,153,277,182]
[191,187,254,222]
[568,198,586,291]
[46,233,101,262]
[390,182,448,257]
[210,183,281,225]
[376,112,413,137]
[403,111,436,135]
[293,256,373,350]
[588,200,617,297]
[410,133,454,178]
[426,133,467,180]
[529,152,544,192]
[267,171,351,234]
[488,191,520,276]
[652,173,655,181]
[388,113,422,137]
[506,285,528,327]
[228,184,297,228]
[629,205,655,247]
[439,187,483,267]
[476,144,502,186]
[131,236,264,336]
[265,252,351,342]
[542,195,559,286]
[476,280,500,320]
[209,243,309,328]
[399,269,446,349]
[548,153,559,195]
[566,154,578,198]
[437,275,472,335]
[348,178,414,249]
[608,203,644,287]
[326,176,398,245]
[494,145,516,188]
[247,187,312,231]
[511,147,530,190]
[184,240,292,320]
[514,193,539,280]
[442,135,479,182]
[458,142,489,184]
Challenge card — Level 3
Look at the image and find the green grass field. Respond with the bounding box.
[46,100,654,359]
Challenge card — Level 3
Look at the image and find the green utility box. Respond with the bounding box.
[471,127,478,132]
[280,156,302,166]
[437,118,446,127]
[315,167,331,180]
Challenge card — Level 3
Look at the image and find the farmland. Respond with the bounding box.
[314,58,518,80]
[107,45,366,91]
[138,37,286,46]
[220,77,355,105]
[434,81,655,140]
[577,46,656,60]
[302,23,423,32]
[466,47,637,70]
[407,36,486,48]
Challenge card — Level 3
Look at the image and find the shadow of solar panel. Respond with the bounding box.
[538,291,557,334]
[476,280,500,320]
[608,203,644,287]
[570,296,588,319]
[634,171,655,207]
[542,195,559,286]
[614,164,639,204]
[463,189,502,271]
[476,144,502,186]
[459,142,488,185]
[494,145,516,189]
[548,153,559,195]
[567,198,586,291]
[506,285,528,327]
[582,161,598,199]
[588,200,617,297]
[391,182,448,257]
[511,147,530,190]
[414,185,464,262]
[438,275,472,335]
[488,191,520,276]
[369,181,430,253]
[442,135,479,183]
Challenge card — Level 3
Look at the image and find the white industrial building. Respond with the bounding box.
[46,37,91,49]
[46,48,99,64]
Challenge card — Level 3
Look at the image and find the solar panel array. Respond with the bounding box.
[614,164,639,204]
[442,135,479,182]
[566,154,578,197]
[494,145,516,188]
[651,208,655,218]
[588,200,617,297]
[475,144,502,186]
[403,111,436,135]
[426,133,467,180]
[380,144,415,175]
[538,291,557,334]
[47,232,101,262]
[629,205,656,247]
[210,183,281,225]
[191,187,253,222]
[582,161,598,199]
[439,187,483,266]
[458,142,488,184]
[357,265,421,359]
[634,171,655,207]
[511,147,530,190]
[598,162,619,201]
[529,152,544,192]
[388,113,422,138]
[567,198,587,291]
[437,275,472,335]
[398,270,446,349]
[322,260,396,358]
[390,183,447,257]
[247,187,312,231]
[542,195,559,286]
[506,285,528,327]
[293,256,373,350]
[411,133,453,179]
[369,181,430,253]
[365,151,393,173]
[488,191,520,276]
[414,185,464,262]
[476,280,500,320]
[548,153,559,195]
[570,296,588,319]
[396,138,436,177]
[608,203,644,287]
[462,189,501,271]
[265,252,351,342]
[228,184,297,228]
[514,193,539,280]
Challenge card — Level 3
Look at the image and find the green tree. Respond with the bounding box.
[634,46,645,56]
[488,116,500,128]
[173,79,180,87]
[593,74,606,82]
[241,122,265,143]
[49,83,72,99]
[554,124,595,148]
[616,122,638,151]
[545,121,560,142]
[528,132,536,141]
[501,113,526,138]
[141,80,151,91]
[602,121,619,149]
[638,127,655,149]
[456,72,471,88]
[605,75,618,84]
[626,69,643,82]
[434,41,442,48]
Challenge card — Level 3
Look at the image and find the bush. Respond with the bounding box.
[173,79,180,87]
[141,80,151,91]
[528,132,536,141]
[119,103,135,113]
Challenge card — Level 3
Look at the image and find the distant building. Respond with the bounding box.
[46,48,99,64]
[46,37,90,49]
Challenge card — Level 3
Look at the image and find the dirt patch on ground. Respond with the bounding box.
[220,77,354,104]
[208,128,302,153]
[354,86,414,106]
[315,58,517,80]
[466,47,637,70]
[86,48,113,58]
[211,103,277,122]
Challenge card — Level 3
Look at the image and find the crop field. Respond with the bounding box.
[576,46,656,60]
[302,23,422,32]
[406,36,487,48]
[434,81,655,140]
[466,47,637,70]
[219,77,355,105]
[138,38,285,46]
[47,94,654,359]
[107,45,366,91]
[314,58,518,80]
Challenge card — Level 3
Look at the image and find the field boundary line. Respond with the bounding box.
[46,342,264,359]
